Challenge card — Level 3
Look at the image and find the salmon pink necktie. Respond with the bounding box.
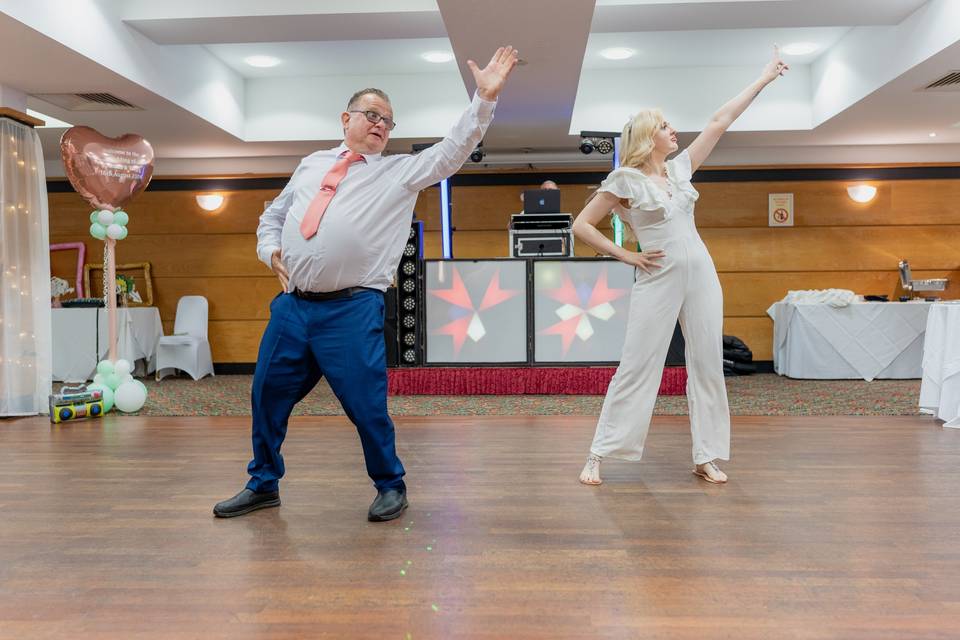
[299,150,364,239]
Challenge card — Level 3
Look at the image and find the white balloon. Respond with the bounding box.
[93,373,106,385]
[106,223,124,239]
[120,373,134,385]
[114,380,147,413]
[113,359,132,376]
[97,210,115,226]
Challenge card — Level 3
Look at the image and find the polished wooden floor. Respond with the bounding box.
[1,414,958,639]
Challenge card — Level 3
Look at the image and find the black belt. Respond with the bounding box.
[292,287,376,301]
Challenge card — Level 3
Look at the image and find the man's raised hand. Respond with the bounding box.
[468,46,519,101]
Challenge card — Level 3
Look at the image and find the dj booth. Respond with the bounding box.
[509,188,575,258]
[386,256,684,367]
[382,222,686,395]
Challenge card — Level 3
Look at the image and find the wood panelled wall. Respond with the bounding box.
[48,171,960,362]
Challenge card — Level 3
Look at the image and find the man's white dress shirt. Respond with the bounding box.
[257,93,497,293]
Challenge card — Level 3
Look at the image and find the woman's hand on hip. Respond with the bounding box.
[623,248,666,274]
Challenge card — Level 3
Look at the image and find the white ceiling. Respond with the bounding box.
[205,39,459,78]
[0,0,957,176]
[583,28,851,68]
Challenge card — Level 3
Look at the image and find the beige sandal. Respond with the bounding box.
[579,454,603,485]
[693,460,727,484]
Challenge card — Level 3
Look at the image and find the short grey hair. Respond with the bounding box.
[347,88,391,110]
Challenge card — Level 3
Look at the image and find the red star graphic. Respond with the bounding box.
[430,266,522,356]
[429,267,473,310]
[479,270,523,310]
[543,270,581,307]
[434,316,472,355]
[587,267,629,309]
[539,266,630,356]
[540,315,581,354]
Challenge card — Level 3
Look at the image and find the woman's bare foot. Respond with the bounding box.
[693,460,728,484]
[579,454,603,485]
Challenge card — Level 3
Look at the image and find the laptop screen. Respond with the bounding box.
[523,189,561,214]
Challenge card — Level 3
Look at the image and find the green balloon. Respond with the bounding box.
[117,226,129,240]
[89,211,99,224]
[96,360,114,376]
[90,223,106,240]
[113,210,129,226]
[104,373,122,390]
[87,383,114,413]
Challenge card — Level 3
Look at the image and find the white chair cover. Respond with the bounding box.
[155,296,214,381]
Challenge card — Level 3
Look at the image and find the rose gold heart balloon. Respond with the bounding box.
[60,126,154,212]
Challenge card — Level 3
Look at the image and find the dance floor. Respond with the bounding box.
[2,415,958,639]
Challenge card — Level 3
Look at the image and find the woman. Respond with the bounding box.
[575,47,788,485]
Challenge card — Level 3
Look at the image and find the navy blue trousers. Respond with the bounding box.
[246,290,405,493]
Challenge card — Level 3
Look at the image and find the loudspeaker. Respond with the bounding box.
[397,220,423,366]
[384,286,399,367]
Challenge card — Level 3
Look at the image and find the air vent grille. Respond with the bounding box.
[30,92,142,111]
[923,71,960,91]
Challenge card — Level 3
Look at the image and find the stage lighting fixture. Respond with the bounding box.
[579,138,594,154]
[470,142,485,163]
[595,138,614,154]
[393,220,423,366]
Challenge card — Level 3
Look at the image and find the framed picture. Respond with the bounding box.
[83,262,154,307]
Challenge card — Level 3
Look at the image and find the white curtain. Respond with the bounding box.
[0,118,52,416]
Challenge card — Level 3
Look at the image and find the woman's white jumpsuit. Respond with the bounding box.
[588,150,730,465]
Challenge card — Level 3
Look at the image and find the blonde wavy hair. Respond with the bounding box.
[619,108,665,170]
[585,109,664,244]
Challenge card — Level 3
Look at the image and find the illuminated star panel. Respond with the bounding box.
[533,260,635,363]
[425,260,528,364]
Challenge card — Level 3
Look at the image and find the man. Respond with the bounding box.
[214,46,519,522]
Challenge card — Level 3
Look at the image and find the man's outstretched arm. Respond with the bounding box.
[399,46,519,192]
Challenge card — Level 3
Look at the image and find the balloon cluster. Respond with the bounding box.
[88,209,129,241]
[86,359,148,413]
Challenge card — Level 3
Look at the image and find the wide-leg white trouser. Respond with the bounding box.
[589,236,730,465]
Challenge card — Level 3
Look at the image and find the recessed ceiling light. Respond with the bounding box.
[929,132,937,138]
[244,55,281,68]
[600,47,636,61]
[421,51,455,63]
[781,42,820,56]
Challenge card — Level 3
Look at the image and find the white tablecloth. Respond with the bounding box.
[767,301,932,380]
[51,307,163,382]
[919,302,960,428]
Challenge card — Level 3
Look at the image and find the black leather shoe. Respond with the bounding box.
[367,488,408,522]
[213,488,280,518]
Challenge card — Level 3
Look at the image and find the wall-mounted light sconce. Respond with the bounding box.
[196,193,225,211]
[846,184,877,203]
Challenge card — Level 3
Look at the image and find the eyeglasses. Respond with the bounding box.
[348,110,396,131]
